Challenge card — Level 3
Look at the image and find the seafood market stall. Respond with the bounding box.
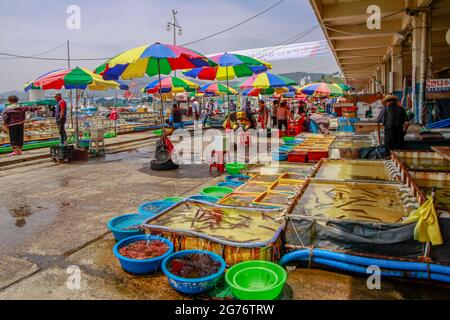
[141,201,285,265]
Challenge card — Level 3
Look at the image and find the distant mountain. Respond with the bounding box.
[0,90,28,104]
[279,72,333,85]
[0,71,337,103]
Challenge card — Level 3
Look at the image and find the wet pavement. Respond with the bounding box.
[0,142,449,300]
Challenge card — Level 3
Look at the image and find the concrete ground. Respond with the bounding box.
[0,133,449,300]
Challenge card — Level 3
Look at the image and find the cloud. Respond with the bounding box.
[0,0,338,92]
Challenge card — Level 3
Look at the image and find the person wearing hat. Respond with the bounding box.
[377,94,409,155]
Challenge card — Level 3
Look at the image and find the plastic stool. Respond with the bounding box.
[239,132,252,147]
[210,150,227,173]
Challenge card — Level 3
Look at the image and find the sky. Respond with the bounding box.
[0,0,339,92]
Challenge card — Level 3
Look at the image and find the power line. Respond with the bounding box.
[181,0,286,46]
[0,52,110,61]
[0,42,67,60]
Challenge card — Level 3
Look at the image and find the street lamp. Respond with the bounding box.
[166,9,182,46]
[166,9,182,76]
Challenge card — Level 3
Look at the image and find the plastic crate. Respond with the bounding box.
[308,150,328,162]
[287,151,308,163]
[50,145,75,162]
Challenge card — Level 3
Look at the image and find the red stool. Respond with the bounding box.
[239,132,252,147]
[210,150,227,173]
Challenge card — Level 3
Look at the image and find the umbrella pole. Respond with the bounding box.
[75,89,79,147]
[157,59,165,139]
[114,89,117,135]
[226,67,231,112]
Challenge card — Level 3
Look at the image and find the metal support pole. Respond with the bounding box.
[418,10,428,125]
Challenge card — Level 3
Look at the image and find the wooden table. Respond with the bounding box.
[432,146,450,161]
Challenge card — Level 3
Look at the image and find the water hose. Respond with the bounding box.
[279,249,450,283]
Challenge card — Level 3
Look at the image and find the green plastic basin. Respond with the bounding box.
[282,136,295,142]
[225,261,287,300]
[225,163,247,175]
[201,186,233,199]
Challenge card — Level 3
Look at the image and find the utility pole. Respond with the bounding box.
[67,40,71,68]
[166,10,182,75]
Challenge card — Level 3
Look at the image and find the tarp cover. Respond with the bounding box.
[284,216,450,264]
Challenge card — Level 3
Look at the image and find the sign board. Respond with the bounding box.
[426,79,450,99]
[209,41,330,62]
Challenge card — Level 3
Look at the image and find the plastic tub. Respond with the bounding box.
[138,200,176,216]
[225,175,251,183]
[284,139,302,145]
[113,235,174,274]
[272,152,288,161]
[225,163,247,175]
[107,214,145,242]
[232,267,279,292]
[163,197,184,203]
[282,136,295,143]
[201,186,233,199]
[186,195,220,203]
[217,181,243,188]
[162,250,226,295]
[225,261,287,300]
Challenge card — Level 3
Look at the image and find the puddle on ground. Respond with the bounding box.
[9,205,34,228]
[0,202,62,254]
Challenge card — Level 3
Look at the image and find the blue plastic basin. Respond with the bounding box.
[113,235,174,274]
[217,181,244,188]
[162,250,226,295]
[225,175,251,183]
[138,200,176,217]
[107,214,146,242]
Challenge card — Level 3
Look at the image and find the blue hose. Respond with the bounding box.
[279,249,450,283]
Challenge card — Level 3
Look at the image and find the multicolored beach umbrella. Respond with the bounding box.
[95,43,214,143]
[184,53,271,108]
[26,67,119,91]
[240,73,297,90]
[183,53,271,81]
[143,76,199,94]
[298,82,345,97]
[25,67,120,147]
[242,86,295,97]
[199,83,238,95]
[95,43,214,81]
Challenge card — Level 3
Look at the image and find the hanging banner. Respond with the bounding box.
[209,41,330,62]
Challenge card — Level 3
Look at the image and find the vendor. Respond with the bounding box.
[243,101,256,130]
[377,95,409,156]
[2,95,40,156]
[271,100,279,129]
[171,103,183,129]
[258,100,269,129]
[54,93,67,145]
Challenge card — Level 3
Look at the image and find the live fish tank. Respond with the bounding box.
[410,171,450,211]
[392,151,450,172]
[219,193,260,207]
[292,181,416,223]
[249,174,283,184]
[141,201,285,265]
[254,192,294,207]
[269,180,305,194]
[236,182,272,194]
[312,159,396,183]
